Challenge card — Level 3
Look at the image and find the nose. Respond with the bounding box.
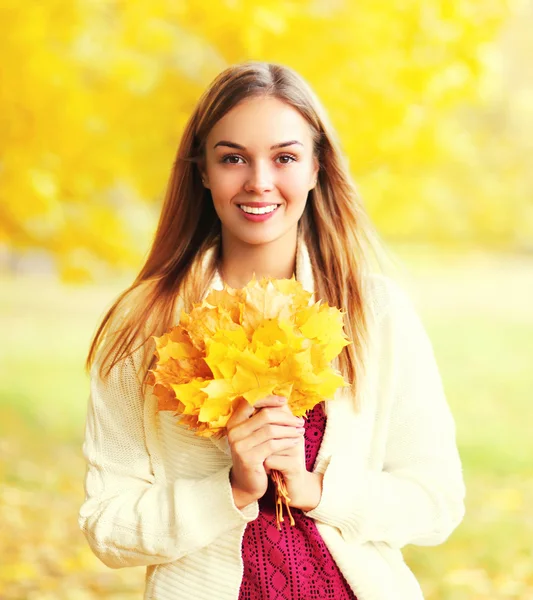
[244,160,274,194]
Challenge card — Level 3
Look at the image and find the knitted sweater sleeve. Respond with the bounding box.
[78,346,258,569]
[305,278,466,548]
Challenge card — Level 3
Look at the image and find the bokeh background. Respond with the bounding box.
[1,1,532,598]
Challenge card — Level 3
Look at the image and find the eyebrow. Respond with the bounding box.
[213,140,303,150]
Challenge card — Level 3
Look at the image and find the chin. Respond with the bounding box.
[233,232,280,246]
[222,224,293,247]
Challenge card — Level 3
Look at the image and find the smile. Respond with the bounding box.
[238,204,279,215]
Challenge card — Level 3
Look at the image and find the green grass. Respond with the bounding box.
[1,249,532,599]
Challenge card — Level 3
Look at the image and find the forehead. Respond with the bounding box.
[207,96,313,149]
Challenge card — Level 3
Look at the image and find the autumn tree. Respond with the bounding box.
[2,0,523,280]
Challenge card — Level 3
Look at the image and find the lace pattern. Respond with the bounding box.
[239,402,357,599]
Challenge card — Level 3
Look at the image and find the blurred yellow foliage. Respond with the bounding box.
[2,0,531,281]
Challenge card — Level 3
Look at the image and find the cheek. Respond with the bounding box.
[279,169,313,203]
[209,169,242,204]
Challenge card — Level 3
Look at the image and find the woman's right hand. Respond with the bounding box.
[226,395,305,510]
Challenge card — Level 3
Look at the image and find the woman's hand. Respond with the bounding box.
[263,403,324,512]
[227,395,305,510]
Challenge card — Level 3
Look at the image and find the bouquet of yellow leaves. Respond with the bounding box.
[147,276,351,528]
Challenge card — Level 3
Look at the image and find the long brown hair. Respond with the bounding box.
[86,60,392,409]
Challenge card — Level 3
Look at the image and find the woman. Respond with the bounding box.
[79,61,465,600]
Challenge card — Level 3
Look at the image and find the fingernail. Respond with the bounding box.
[277,396,287,403]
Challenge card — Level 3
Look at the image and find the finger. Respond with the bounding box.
[267,433,304,460]
[226,397,256,429]
[249,423,304,448]
[229,405,303,443]
[263,454,295,473]
[230,410,304,446]
[252,395,288,410]
[227,395,288,430]
[244,407,303,439]
[231,425,303,460]
[248,436,301,465]
[267,442,302,458]
[278,405,305,426]
[254,396,306,426]
[264,400,306,425]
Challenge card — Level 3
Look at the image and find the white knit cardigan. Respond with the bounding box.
[79,238,466,600]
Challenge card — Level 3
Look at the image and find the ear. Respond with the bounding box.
[198,162,210,189]
[309,157,319,190]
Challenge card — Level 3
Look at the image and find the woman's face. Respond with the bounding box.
[202,96,319,246]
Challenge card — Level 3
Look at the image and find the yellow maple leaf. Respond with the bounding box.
[198,394,234,425]
[271,276,314,307]
[298,303,351,361]
[204,287,245,323]
[170,379,208,414]
[181,304,239,351]
[252,319,289,347]
[233,367,279,405]
[204,340,237,379]
[151,382,184,412]
[212,325,249,350]
[153,326,201,364]
[241,276,296,334]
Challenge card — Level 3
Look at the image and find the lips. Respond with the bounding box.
[237,203,281,221]
[237,202,281,208]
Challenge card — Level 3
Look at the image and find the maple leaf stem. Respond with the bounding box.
[271,470,296,529]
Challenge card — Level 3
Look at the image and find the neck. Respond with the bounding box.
[218,228,298,289]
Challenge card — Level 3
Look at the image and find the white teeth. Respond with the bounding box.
[239,204,278,215]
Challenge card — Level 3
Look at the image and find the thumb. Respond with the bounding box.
[226,396,254,428]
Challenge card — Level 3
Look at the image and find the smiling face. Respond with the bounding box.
[201,95,319,247]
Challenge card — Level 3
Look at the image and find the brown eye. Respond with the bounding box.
[277,154,297,165]
[221,154,245,164]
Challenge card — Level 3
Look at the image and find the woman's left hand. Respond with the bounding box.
[263,406,324,512]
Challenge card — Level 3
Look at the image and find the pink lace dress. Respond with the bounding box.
[238,402,357,600]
